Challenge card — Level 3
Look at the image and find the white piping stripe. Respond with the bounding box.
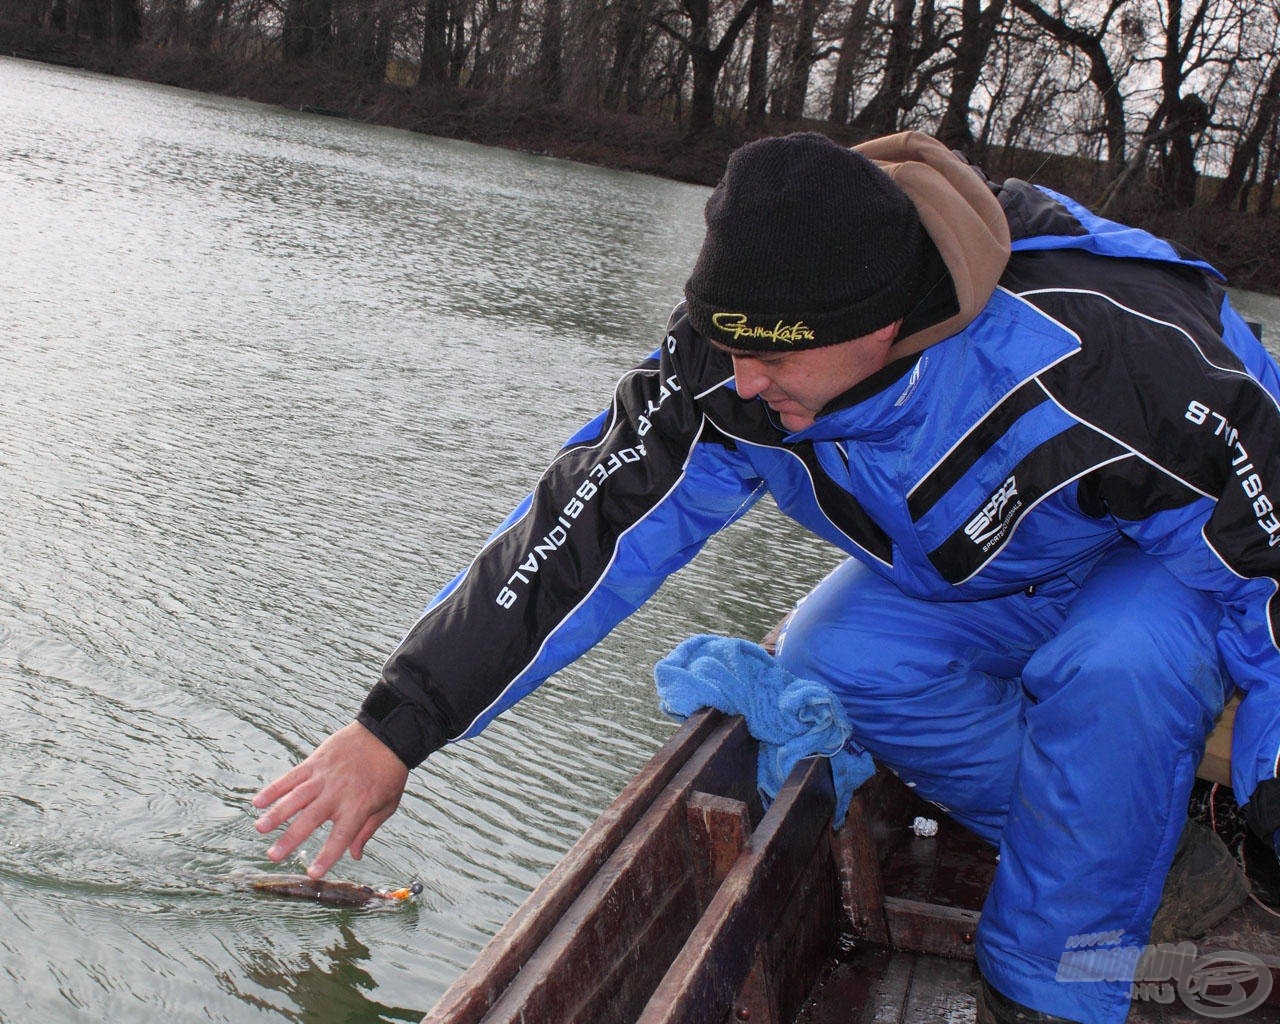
[696,375,735,401]
[378,505,534,674]
[1200,526,1280,654]
[1031,378,1216,501]
[907,293,1080,500]
[1011,284,1280,418]
[456,415,720,740]
[380,371,638,672]
[1012,282,1280,663]
[1006,297,1280,659]
[548,366,651,468]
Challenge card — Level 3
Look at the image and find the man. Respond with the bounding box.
[254,131,1280,1022]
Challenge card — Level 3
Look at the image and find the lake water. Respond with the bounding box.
[2,55,1279,1023]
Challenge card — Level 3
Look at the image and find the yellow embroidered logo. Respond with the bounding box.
[711,312,815,345]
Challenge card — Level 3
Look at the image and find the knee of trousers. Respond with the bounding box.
[1020,544,1228,731]
[1020,607,1226,748]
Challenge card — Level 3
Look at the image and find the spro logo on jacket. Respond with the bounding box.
[965,475,1022,552]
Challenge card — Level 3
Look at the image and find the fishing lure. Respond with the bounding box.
[242,873,423,908]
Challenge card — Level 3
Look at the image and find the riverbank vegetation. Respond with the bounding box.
[3,0,1277,293]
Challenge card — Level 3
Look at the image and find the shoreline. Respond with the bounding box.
[4,30,1277,297]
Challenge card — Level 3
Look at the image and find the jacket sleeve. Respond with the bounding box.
[356,341,763,768]
[1092,296,1280,806]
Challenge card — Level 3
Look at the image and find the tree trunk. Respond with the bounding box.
[745,0,772,126]
[1158,94,1208,208]
[189,0,225,51]
[1150,0,1214,208]
[80,0,143,43]
[418,0,449,84]
[282,0,329,60]
[937,0,1007,150]
[779,0,822,122]
[622,1,652,113]
[1008,0,1127,166]
[828,0,870,126]
[1215,58,1280,210]
[536,0,564,103]
[688,43,720,136]
[469,0,503,91]
[850,0,915,136]
[1257,121,1280,217]
[605,0,648,111]
[349,0,391,83]
[447,0,469,84]
[675,0,761,138]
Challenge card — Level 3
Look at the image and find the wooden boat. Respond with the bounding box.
[423,693,1280,1024]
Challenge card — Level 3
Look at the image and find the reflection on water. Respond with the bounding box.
[226,925,421,1023]
[3,54,1280,1024]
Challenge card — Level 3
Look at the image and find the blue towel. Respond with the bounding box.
[654,634,874,823]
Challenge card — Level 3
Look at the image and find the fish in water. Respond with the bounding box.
[241,874,423,908]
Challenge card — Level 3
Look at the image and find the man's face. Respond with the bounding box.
[715,322,899,431]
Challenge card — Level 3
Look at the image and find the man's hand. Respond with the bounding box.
[252,721,410,879]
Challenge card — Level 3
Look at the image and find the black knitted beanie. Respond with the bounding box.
[684,132,930,351]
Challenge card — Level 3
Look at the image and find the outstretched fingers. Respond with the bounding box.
[294,795,398,878]
[309,818,360,879]
[252,773,320,835]
[251,721,410,878]
[350,810,392,861]
[252,760,313,812]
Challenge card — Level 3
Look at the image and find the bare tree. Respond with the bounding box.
[1007,0,1129,167]
[336,0,397,81]
[188,0,229,50]
[655,0,762,137]
[777,0,833,121]
[282,0,330,61]
[975,11,1056,156]
[535,0,563,102]
[936,0,1008,148]
[471,0,524,92]
[850,0,940,136]
[1257,121,1280,217]
[828,0,871,125]
[1137,0,1249,207]
[79,0,143,42]
[745,0,773,125]
[418,0,450,82]
[1154,0,1213,206]
[1213,11,1280,210]
[604,0,654,111]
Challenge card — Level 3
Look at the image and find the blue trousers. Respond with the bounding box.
[773,544,1228,1023]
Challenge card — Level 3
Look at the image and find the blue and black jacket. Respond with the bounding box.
[358,136,1280,816]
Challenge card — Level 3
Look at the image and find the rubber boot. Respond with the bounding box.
[1149,819,1249,944]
